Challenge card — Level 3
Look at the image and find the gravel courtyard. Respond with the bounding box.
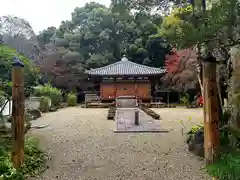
[28,107,210,180]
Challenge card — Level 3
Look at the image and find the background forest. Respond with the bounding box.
[0,0,196,93]
[1,0,240,179]
[0,0,239,109]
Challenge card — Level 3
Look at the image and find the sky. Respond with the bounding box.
[1,0,111,33]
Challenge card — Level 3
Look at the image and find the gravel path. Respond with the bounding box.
[28,107,210,180]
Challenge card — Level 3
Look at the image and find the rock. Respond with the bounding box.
[49,107,57,112]
[187,128,204,157]
[107,107,116,120]
[140,107,160,120]
[58,103,68,109]
[188,140,194,151]
[0,122,31,134]
[5,115,12,122]
[25,123,32,134]
[186,133,193,143]
[28,109,41,120]
[0,126,10,134]
[194,128,204,144]
[193,143,204,157]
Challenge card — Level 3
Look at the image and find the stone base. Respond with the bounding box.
[115,108,168,133]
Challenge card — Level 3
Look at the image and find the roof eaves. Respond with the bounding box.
[86,70,166,76]
[85,60,166,75]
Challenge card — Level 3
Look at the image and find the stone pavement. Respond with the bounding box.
[115,108,166,133]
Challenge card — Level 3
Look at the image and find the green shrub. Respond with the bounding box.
[207,152,240,180]
[186,111,240,179]
[34,84,62,106]
[39,96,50,112]
[0,45,40,98]
[0,90,6,106]
[187,124,203,135]
[67,93,77,106]
[180,93,190,106]
[0,137,46,180]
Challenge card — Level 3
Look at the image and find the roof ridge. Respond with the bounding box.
[85,60,123,72]
[127,60,164,70]
[85,59,166,76]
[87,60,164,72]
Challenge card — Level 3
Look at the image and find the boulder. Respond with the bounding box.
[49,107,57,112]
[107,107,116,120]
[28,109,41,120]
[0,122,31,134]
[187,128,204,157]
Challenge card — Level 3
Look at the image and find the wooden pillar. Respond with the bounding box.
[178,92,181,103]
[202,56,220,165]
[134,78,137,100]
[167,91,170,107]
[152,77,156,102]
[11,57,25,169]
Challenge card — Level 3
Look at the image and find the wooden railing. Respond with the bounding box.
[85,94,100,107]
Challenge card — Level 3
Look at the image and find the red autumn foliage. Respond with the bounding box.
[165,48,195,73]
[161,48,198,91]
[164,49,181,73]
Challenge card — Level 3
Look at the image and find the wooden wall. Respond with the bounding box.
[100,80,151,101]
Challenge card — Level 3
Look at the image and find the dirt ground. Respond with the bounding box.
[28,107,210,180]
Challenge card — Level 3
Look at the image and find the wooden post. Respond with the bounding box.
[85,95,87,108]
[167,91,170,107]
[135,110,139,125]
[11,57,25,169]
[202,56,220,165]
[134,78,137,102]
[114,77,117,100]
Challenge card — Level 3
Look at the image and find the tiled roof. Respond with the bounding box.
[85,58,166,76]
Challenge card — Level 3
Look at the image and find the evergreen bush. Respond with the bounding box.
[39,96,51,112]
[34,84,62,107]
[67,93,77,106]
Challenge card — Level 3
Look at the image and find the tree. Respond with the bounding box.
[159,0,240,50]
[37,26,57,47]
[162,48,198,92]
[158,0,240,96]
[0,45,40,97]
[37,2,170,90]
[0,15,42,63]
[111,0,185,14]
[158,0,240,165]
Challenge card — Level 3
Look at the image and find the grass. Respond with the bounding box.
[0,136,46,180]
[207,151,240,180]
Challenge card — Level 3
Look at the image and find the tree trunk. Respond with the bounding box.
[11,65,25,169]
[196,45,203,97]
[216,64,224,120]
[229,45,240,128]
[202,56,220,165]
